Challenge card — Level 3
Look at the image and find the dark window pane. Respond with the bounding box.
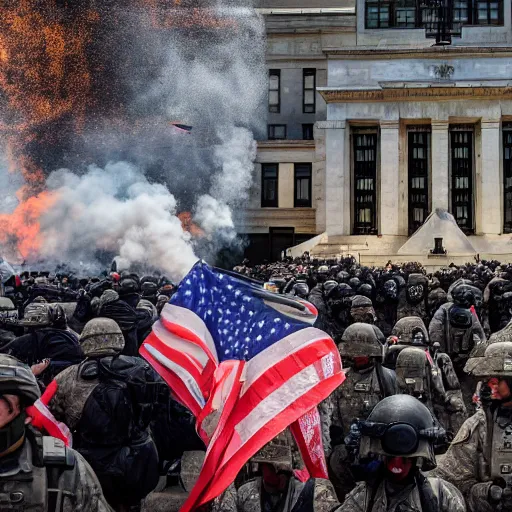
[261,164,278,207]
[408,129,430,235]
[451,129,474,234]
[302,124,314,140]
[294,164,312,207]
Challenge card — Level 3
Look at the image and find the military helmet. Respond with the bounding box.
[391,317,429,346]
[292,282,309,299]
[251,431,293,471]
[99,289,119,311]
[339,323,384,358]
[465,341,512,377]
[79,317,125,357]
[0,298,15,312]
[0,354,40,405]
[20,302,52,327]
[358,395,443,471]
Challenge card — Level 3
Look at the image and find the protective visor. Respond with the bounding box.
[359,421,445,456]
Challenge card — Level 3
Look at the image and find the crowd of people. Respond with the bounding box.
[1,255,512,511]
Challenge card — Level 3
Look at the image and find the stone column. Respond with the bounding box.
[319,120,349,235]
[379,120,400,235]
[431,120,450,211]
[479,119,502,234]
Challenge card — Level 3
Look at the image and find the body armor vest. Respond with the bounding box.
[338,367,382,436]
[491,408,512,488]
[0,434,75,512]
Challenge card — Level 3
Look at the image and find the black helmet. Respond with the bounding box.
[323,280,339,298]
[349,277,361,290]
[359,395,443,470]
[357,283,373,299]
[340,323,384,358]
[337,271,350,283]
[292,282,309,299]
[391,317,429,346]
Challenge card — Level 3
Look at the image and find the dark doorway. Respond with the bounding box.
[270,227,295,262]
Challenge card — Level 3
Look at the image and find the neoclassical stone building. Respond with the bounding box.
[241,0,512,265]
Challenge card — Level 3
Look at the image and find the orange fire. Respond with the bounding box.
[0,190,59,260]
[178,212,204,238]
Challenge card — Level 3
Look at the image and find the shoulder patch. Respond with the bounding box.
[450,410,485,445]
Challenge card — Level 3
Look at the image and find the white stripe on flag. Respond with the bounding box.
[162,304,219,363]
[153,320,208,370]
[234,363,320,448]
[240,327,327,396]
[144,344,206,409]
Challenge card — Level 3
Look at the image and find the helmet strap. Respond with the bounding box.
[0,412,26,458]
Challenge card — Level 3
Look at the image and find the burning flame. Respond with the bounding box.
[0,191,59,260]
[178,212,204,238]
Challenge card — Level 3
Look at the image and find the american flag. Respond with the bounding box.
[140,261,344,511]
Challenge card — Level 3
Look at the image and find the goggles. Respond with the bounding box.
[359,420,444,456]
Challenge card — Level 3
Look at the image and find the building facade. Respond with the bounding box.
[240,0,512,264]
[237,1,356,262]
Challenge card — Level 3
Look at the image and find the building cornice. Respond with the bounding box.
[319,85,512,103]
[257,139,316,150]
[323,45,512,60]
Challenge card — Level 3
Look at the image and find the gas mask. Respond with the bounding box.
[407,285,425,304]
[0,409,26,456]
[383,280,398,300]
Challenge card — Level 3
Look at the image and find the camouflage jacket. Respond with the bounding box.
[335,476,465,512]
[49,363,99,430]
[219,477,340,512]
[433,408,495,512]
[0,436,113,512]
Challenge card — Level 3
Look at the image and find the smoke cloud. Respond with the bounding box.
[0,2,266,276]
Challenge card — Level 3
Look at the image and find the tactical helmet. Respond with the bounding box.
[99,289,119,311]
[358,395,443,471]
[349,277,361,290]
[20,302,52,327]
[137,299,158,319]
[291,282,309,299]
[141,281,158,297]
[119,277,139,295]
[317,265,329,274]
[357,283,373,299]
[323,280,339,298]
[79,317,125,357]
[339,323,384,358]
[406,274,428,303]
[0,354,40,405]
[0,298,15,312]
[465,341,512,377]
[391,317,429,346]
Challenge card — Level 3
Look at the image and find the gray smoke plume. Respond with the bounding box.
[0,2,266,276]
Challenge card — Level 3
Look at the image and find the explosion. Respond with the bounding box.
[0,0,265,272]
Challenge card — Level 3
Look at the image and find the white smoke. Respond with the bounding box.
[0,152,23,215]
[40,162,198,281]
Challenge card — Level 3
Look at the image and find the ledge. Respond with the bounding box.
[318,85,512,103]
[257,139,316,149]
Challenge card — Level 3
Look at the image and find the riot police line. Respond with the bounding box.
[0,258,511,511]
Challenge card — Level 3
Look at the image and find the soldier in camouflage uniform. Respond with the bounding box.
[386,316,467,437]
[221,433,340,512]
[336,395,466,512]
[429,281,487,407]
[0,354,112,511]
[49,317,159,511]
[320,323,396,500]
[434,341,512,511]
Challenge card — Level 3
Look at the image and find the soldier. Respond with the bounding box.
[336,395,466,512]
[434,341,512,511]
[49,317,159,511]
[321,323,396,499]
[397,274,429,323]
[230,434,340,512]
[374,275,403,337]
[2,300,83,385]
[0,354,112,511]
[385,316,467,435]
[429,280,487,406]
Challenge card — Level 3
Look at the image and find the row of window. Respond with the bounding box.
[261,163,312,208]
[268,69,316,115]
[365,0,503,34]
[352,124,512,236]
[268,124,314,141]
